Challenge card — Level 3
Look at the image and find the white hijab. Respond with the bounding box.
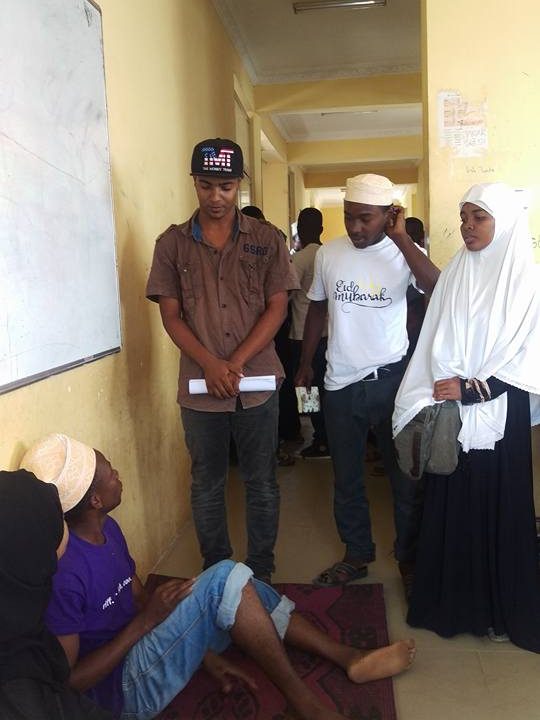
[393,183,540,451]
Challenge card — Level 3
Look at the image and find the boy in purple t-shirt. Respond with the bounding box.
[46,514,136,714]
[21,433,415,720]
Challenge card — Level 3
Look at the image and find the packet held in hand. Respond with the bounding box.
[296,386,320,413]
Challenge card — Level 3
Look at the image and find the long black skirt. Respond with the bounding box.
[407,387,540,653]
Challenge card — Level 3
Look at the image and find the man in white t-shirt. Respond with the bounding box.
[289,208,329,458]
[296,174,439,588]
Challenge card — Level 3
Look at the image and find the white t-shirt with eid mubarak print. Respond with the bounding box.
[308,234,416,391]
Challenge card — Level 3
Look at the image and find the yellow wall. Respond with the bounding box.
[260,115,288,161]
[249,114,263,207]
[305,167,418,188]
[255,74,421,113]
[415,161,427,227]
[288,135,422,167]
[424,0,540,267]
[418,0,429,235]
[0,0,254,577]
[261,161,290,236]
[291,167,309,220]
[320,206,346,243]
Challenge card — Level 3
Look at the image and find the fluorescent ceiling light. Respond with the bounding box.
[293,0,386,13]
[320,110,379,116]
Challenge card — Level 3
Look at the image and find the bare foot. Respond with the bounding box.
[347,639,416,683]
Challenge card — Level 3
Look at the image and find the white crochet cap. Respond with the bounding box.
[20,433,96,512]
[345,173,395,206]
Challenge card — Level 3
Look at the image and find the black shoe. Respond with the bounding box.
[301,442,330,459]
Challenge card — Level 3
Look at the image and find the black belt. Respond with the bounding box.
[362,358,406,381]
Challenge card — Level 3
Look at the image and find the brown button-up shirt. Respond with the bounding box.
[146,209,300,411]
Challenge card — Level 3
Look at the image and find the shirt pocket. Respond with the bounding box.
[178,261,203,311]
[239,258,266,312]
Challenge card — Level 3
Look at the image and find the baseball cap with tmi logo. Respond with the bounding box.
[191,138,244,178]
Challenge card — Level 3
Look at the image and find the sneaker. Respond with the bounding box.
[300,442,331,459]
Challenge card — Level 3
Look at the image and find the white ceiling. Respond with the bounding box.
[213,0,420,84]
[272,104,422,142]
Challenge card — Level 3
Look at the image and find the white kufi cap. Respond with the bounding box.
[345,173,395,206]
[20,433,96,512]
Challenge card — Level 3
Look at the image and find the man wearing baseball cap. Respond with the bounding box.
[146,139,299,584]
[296,174,440,592]
[20,433,416,718]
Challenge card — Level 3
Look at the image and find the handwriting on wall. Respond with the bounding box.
[465,165,495,175]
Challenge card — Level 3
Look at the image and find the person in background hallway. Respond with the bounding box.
[241,206,288,245]
[240,205,264,220]
[296,174,439,588]
[289,208,330,458]
[394,182,540,651]
[146,138,299,584]
[240,205,300,466]
[404,217,427,356]
[404,217,425,249]
[0,469,112,719]
[21,433,416,719]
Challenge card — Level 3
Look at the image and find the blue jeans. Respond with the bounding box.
[324,373,419,564]
[121,561,294,720]
[181,393,280,577]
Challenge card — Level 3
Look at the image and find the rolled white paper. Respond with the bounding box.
[189,375,277,395]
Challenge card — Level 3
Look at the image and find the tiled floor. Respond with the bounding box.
[156,425,540,720]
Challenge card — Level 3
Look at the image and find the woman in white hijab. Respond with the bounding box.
[393,182,540,651]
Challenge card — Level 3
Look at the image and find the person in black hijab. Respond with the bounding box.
[0,469,112,719]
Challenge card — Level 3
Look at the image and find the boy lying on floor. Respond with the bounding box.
[21,433,415,720]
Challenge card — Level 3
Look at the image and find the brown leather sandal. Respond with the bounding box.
[312,561,368,587]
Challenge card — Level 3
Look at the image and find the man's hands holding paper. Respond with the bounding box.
[202,356,244,398]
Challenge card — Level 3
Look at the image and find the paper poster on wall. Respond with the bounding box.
[438,91,488,158]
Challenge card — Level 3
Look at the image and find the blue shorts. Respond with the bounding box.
[121,561,294,719]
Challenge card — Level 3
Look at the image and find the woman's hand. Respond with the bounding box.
[433,377,462,401]
[203,651,258,694]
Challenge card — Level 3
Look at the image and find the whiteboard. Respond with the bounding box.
[0,0,121,394]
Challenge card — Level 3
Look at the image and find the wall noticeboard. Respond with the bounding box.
[0,0,121,395]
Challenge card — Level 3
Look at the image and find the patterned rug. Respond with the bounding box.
[147,578,397,720]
